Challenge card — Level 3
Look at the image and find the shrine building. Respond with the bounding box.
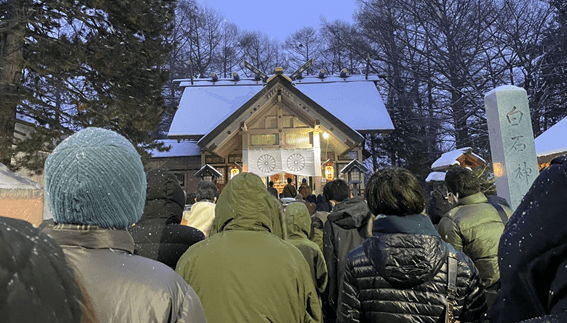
[148,67,395,196]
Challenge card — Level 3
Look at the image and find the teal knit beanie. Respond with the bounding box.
[44,127,147,228]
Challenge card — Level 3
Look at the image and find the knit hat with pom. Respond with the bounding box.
[44,127,146,228]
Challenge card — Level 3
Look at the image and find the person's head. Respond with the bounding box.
[302,178,307,184]
[444,166,480,199]
[45,127,146,229]
[195,181,219,202]
[287,177,292,184]
[209,172,284,238]
[143,168,185,220]
[365,167,425,216]
[323,179,350,204]
[0,216,84,322]
[269,181,274,187]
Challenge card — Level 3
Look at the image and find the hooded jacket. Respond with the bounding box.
[45,225,206,323]
[438,191,513,289]
[338,214,487,323]
[176,172,321,323]
[128,169,205,269]
[323,197,372,318]
[285,202,328,296]
[487,155,567,322]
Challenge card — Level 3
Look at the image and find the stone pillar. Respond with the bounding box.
[484,85,538,210]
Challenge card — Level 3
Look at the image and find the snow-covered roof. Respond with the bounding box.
[169,74,394,138]
[0,163,43,190]
[535,116,567,158]
[149,139,200,157]
[426,171,446,182]
[430,147,486,171]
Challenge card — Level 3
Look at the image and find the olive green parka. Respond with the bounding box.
[437,192,513,288]
[285,202,328,296]
[176,173,322,323]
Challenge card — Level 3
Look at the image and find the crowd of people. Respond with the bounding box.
[1,126,565,323]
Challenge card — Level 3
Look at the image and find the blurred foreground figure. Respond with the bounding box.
[487,155,567,323]
[338,168,486,323]
[0,216,90,323]
[176,172,321,323]
[438,166,512,307]
[43,127,206,323]
[181,181,218,237]
[129,168,205,269]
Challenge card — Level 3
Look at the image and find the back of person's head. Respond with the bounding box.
[195,181,218,202]
[0,216,85,322]
[45,127,146,229]
[284,202,312,237]
[143,168,185,220]
[287,177,292,184]
[323,179,350,203]
[365,167,425,216]
[445,166,480,198]
[302,178,307,184]
[269,181,274,187]
[210,172,284,238]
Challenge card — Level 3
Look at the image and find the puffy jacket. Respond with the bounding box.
[45,225,206,323]
[437,191,512,288]
[285,202,328,296]
[0,216,84,323]
[323,197,372,319]
[487,155,567,322]
[338,214,487,323]
[176,172,321,323]
[129,169,205,269]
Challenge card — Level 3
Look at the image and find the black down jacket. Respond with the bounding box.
[323,197,372,319]
[338,214,487,323]
[129,169,204,269]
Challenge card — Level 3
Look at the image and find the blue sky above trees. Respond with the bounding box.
[199,0,357,41]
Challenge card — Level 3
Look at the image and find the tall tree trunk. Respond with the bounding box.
[0,0,25,166]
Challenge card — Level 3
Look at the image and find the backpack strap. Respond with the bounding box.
[490,202,509,225]
[446,252,459,323]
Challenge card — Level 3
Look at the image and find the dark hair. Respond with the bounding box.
[445,166,480,198]
[269,181,274,187]
[323,179,350,202]
[195,181,218,201]
[365,167,425,216]
[287,177,292,184]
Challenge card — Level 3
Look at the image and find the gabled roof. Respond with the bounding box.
[168,74,394,140]
[430,147,485,171]
[535,116,567,163]
[339,159,369,174]
[196,74,365,148]
[194,164,222,178]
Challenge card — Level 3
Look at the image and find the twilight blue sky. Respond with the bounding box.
[199,0,358,41]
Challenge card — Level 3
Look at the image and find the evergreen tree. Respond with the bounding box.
[1,0,176,173]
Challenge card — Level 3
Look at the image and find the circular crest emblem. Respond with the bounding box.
[257,154,277,173]
[287,153,306,171]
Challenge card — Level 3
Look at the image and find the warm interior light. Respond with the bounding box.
[323,132,329,139]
